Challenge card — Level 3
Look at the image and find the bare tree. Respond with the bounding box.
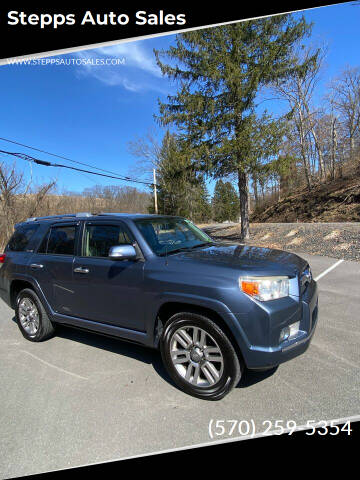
[313,113,338,180]
[272,46,327,188]
[82,184,151,213]
[23,182,56,219]
[328,67,360,163]
[127,127,163,181]
[0,162,55,248]
[0,162,24,241]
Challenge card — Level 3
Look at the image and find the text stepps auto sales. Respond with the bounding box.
[6,10,187,29]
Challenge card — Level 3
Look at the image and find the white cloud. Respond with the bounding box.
[74,40,164,93]
[97,42,161,77]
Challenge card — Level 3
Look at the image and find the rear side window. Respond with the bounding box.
[7,224,40,252]
[38,225,77,255]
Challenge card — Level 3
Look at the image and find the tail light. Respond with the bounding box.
[0,253,6,264]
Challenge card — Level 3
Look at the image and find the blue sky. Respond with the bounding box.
[0,2,359,196]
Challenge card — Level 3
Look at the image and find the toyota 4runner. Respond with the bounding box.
[0,213,318,400]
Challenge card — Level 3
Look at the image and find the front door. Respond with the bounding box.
[70,221,146,332]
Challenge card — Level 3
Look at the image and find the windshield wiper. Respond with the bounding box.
[158,242,215,256]
[186,242,216,250]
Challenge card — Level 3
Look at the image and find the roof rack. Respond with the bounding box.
[97,212,152,216]
[25,212,92,222]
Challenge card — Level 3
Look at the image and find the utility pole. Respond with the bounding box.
[153,168,158,214]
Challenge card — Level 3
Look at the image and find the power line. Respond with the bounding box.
[0,136,152,186]
[0,149,157,187]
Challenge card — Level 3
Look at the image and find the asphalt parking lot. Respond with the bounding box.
[0,252,359,478]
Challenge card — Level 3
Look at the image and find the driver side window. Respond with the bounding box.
[83,224,132,258]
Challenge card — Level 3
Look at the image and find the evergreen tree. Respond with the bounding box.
[212,180,239,223]
[152,132,211,222]
[155,16,314,238]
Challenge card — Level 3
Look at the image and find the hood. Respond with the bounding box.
[167,243,308,277]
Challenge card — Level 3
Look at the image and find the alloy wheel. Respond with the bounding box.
[18,297,40,336]
[170,326,224,387]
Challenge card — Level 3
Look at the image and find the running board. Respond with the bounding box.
[53,313,150,346]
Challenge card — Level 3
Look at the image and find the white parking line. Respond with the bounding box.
[314,259,344,281]
[20,350,88,380]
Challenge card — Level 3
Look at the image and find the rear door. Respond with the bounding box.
[28,222,80,313]
[0,223,41,301]
[70,221,146,331]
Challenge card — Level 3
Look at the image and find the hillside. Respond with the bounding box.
[203,222,360,261]
[251,175,360,223]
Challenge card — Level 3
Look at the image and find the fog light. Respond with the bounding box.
[289,321,300,338]
[279,326,290,342]
[279,321,300,343]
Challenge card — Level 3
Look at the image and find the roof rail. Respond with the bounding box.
[25,213,92,222]
[97,212,146,216]
[26,214,75,222]
[97,212,123,216]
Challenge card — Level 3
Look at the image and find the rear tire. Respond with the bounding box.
[160,312,242,400]
[15,288,55,342]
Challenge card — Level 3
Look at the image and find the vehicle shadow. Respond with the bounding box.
[237,366,278,388]
[57,324,279,391]
[55,324,176,387]
[13,318,278,393]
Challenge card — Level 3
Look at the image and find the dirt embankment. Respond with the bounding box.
[251,176,360,223]
[202,222,360,261]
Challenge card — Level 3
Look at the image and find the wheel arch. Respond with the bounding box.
[10,279,35,309]
[154,301,245,364]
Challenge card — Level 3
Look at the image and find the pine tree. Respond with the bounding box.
[153,132,211,222]
[155,15,314,239]
[212,180,239,223]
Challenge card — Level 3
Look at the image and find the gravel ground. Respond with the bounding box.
[202,222,360,261]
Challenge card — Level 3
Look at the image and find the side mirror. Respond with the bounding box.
[108,245,137,261]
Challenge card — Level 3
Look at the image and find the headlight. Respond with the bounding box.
[239,276,289,301]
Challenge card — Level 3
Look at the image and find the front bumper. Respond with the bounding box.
[235,280,319,369]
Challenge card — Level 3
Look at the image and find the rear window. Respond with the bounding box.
[7,224,40,252]
[38,225,77,255]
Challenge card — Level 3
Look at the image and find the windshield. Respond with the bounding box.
[135,217,214,256]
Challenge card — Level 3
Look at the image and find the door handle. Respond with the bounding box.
[74,267,89,274]
[30,263,44,270]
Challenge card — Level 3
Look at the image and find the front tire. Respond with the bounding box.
[15,288,55,342]
[160,312,242,400]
